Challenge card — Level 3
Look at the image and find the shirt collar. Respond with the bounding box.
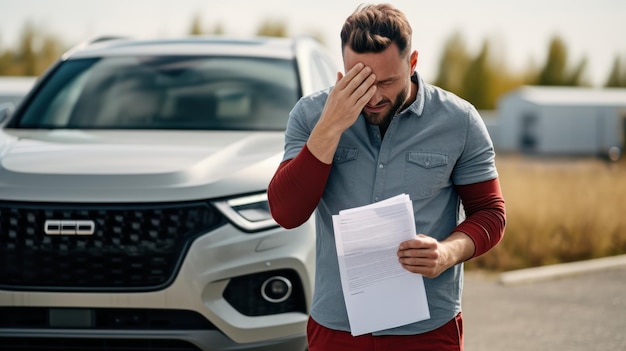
[404,72,425,117]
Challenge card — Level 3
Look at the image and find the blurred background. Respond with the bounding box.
[1,0,626,108]
[1,0,625,271]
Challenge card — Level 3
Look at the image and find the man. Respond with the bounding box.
[268,3,506,350]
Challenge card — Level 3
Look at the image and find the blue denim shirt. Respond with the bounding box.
[282,72,498,335]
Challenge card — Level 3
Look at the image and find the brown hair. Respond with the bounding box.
[340,3,412,57]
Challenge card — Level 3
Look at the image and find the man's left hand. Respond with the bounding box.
[397,232,475,278]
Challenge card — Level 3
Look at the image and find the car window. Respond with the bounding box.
[309,52,338,91]
[15,56,300,130]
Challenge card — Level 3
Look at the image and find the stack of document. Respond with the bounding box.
[332,193,430,336]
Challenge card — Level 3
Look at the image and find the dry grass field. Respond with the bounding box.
[466,153,626,272]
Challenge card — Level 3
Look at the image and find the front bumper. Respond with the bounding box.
[0,220,316,350]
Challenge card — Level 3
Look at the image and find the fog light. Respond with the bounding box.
[261,276,292,303]
[223,269,307,315]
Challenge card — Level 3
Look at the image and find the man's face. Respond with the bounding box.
[343,43,414,126]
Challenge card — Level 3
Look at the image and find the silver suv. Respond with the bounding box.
[0,36,338,351]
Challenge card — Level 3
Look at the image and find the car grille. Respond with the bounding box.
[0,337,202,351]
[0,201,225,291]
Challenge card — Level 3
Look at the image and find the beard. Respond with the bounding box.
[363,86,409,128]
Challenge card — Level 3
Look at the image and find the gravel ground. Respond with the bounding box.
[462,264,626,351]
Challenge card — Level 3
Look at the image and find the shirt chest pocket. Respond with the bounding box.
[328,147,361,195]
[333,147,359,164]
[404,152,450,199]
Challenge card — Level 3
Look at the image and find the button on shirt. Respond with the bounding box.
[282,72,498,335]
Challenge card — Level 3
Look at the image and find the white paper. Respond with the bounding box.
[332,194,430,336]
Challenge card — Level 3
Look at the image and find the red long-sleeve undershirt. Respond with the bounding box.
[268,144,506,258]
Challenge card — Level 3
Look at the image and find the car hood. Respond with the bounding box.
[0,129,285,202]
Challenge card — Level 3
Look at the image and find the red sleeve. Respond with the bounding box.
[267,144,332,229]
[454,178,506,258]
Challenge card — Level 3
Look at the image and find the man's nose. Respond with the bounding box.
[367,92,384,106]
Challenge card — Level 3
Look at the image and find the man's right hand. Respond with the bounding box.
[306,63,377,164]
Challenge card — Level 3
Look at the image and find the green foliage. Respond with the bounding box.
[433,33,529,110]
[535,36,588,86]
[255,19,289,38]
[433,31,470,94]
[189,14,203,35]
[17,22,37,75]
[0,50,14,75]
[0,16,608,110]
[605,54,626,87]
[213,23,225,35]
[431,32,593,109]
[0,22,65,76]
[188,13,225,36]
[461,40,496,109]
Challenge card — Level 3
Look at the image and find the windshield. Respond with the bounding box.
[14,56,300,130]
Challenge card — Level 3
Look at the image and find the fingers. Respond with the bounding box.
[397,236,442,278]
[338,63,376,99]
[316,63,376,134]
[398,235,436,252]
[397,239,439,265]
[400,262,439,278]
[335,71,343,84]
[333,63,376,105]
[335,63,367,89]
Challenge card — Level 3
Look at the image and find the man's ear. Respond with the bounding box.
[410,51,418,71]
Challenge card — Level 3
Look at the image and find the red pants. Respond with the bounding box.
[307,313,463,351]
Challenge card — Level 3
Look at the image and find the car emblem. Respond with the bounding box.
[44,220,96,235]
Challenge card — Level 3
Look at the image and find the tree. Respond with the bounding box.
[189,14,225,36]
[567,56,589,86]
[0,34,16,75]
[0,51,15,75]
[605,54,626,87]
[536,36,587,86]
[189,14,203,35]
[433,31,470,95]
[16,21,37,76]
[37,34,65,74]
[461,40,496,109]
[212,23,225,35]
[433,32,527,110]
[0,22,66,76]
[256,19,288,37]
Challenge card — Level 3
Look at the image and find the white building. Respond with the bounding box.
[495,86,626,160]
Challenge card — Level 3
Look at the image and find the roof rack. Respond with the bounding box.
[87,35,128,44]
[62,35,129,60]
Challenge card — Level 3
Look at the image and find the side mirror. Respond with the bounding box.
[0,102,14,124]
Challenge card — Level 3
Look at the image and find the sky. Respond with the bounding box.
[0,0,624,87]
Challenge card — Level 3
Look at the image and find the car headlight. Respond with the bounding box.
[212,193,279,232]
